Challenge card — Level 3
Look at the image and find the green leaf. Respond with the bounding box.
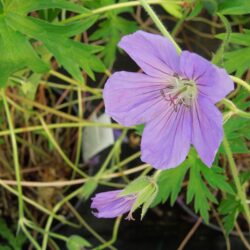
[120,176,150,196]
[141,186,158,219]
[187,151,218,223]
[216,30,250,46]
[0,218,26,250]
[200,166,234,195]
[223,114,250,154]
[135,124,145,136]
[187,164,215,223]
[223,47,250,76]
[7,13,104,81]
[218,197,240,234]
[0,16,49,87]
[152,162,189,207]
[160,2,183,18]
[130,184,156,215]
[7,14,98,38]
[218,0,250,15]
[216,29,250,76]
[89,14,137,67]
[187,2,203,20]
[79,179,98,199]
[5,0,89,14]
[66,235,91,250]
[201,0,218,14]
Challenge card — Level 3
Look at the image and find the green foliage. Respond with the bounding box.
[219,171,250,234]
[212,14,231,66]
[135,124,145,136]
[160,1,183,18]
[120,176,151,196]
[218,0,250,15]
[79,179,98,199]
[66,235,92,250]
[0,0,103,86]
[0,218,26,250]
[221,90,250,154]
[153,149,233,223]
[152,162,189,207]
[216,29,250,76]
[87,0,138,67]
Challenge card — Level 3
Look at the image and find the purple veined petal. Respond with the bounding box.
[91,190,136,218]
[118,31,180,78]
[179,51,234,103]
[191,96,223,167]
[141,105,192,169]
[103,71,173,126]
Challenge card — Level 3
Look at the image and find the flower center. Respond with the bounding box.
[160,74,197,111]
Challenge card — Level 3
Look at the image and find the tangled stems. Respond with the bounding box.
[1,89,42,249]
[1,90,24,218]
[41,187,83,250]
[39,116,88,178]
[222,136,250,225]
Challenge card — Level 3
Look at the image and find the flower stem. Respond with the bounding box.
[41,188,83,250]
[221,98,250,119]
[139,0,182,54]
[222,136,250,225]
[230,75,250,92]
[93,216,121,250]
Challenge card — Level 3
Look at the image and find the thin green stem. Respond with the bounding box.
[7,93,128,129]
[62,0,181,24]
[0,122,127,137]
[139,0,182,54]
[20,219,42,250]
[49,70,102,95]
[73,88,83,174]
[24,219,68,242]
[230,76,250,92]
[0,180,78,227]
[96,129,127,178]
[222,136,250,225]
[41,187,83,250]
[93,217,122,250]
[106,151,141,173]
[1,90,24,218]
[39,116,88,178]
[221,98,250,119]
[66,201,116,250]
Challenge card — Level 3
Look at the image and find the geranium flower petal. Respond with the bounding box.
[104,71,170,126]
[141,106,191,169]
[180,51,234,103]
[91,190,135,218]
[118,31,180,78]
[191,97,223,167]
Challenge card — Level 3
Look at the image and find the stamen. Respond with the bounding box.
[160,75,197,111]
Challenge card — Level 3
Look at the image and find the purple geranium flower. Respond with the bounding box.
[104,31,234,169]
[91,190,136,219]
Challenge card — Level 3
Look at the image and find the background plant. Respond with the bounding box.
[0,0,249,249]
